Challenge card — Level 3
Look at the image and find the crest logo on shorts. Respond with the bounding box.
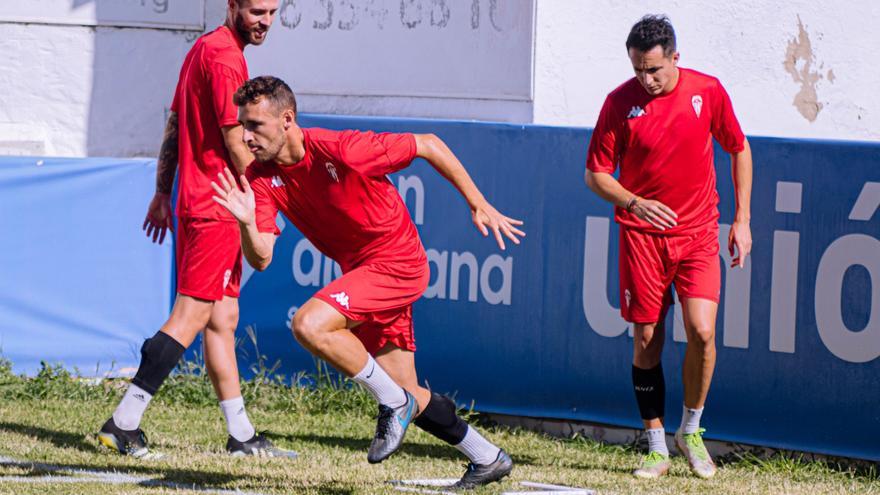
[692,95,703,118]
[325,162,339,182]
[624,289,632,309]
[223,269,232,289]
[330,291,350,309]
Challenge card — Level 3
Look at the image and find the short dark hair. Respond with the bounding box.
[233,75,297,114]
[626,15,676,57]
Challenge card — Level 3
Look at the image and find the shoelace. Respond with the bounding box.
[684,428,709,461]
[375,405,394,439]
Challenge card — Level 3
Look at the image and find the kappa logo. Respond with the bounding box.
[624,289,632,308]
[692,95,703,117]
[330,291,350,309]
[223,269,232,289]
[627,106,646,119]
[133,393,146,402]
[325,162,339,182]
[271,175,284,187]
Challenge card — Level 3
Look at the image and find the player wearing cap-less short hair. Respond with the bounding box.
[584,14,753,480]
[212,75,525,489]
[97,0,295,459]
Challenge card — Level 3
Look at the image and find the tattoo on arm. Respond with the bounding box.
[156,112,179,194]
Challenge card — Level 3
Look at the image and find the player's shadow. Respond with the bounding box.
[267,431,539,466]
[0,421,255,487]
[0,421,100,453]
[0,454,248,487]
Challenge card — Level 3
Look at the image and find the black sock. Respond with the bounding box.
[131,331,186,395]
[632,363,665,420]
[413,392,468,445]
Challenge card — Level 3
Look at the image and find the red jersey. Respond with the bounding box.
[171,26,248,221]
[586,68,745,235]
[247,128,426,271]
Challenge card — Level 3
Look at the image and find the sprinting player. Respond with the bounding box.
[211,76,524,489]
[584,15,752,479]
[98,0,294,458]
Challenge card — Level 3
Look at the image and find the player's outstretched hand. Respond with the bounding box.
[472,201,525,250]
[632,198,678,230]
[143,192,173,244]
[728,219,752,268]
[211,167,255,225]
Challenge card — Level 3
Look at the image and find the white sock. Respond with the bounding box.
[454,426,501,465]
[112,384,152,431]
[352,355,407,408]
[646,427,669,456]
[220,396,256,442]
[680,406,704,434]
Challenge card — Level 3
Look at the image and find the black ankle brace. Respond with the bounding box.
[131,332,186,395]
[413,392,468,445]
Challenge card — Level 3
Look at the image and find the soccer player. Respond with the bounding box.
[584,15,752,479]
[211,76,524,489]
[98,0,294,458]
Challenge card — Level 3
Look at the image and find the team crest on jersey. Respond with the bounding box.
[692,95,703,117]
[627,106,646,119]
[271,175,284,187]
[330,291,350,309]
[325,162,339,182]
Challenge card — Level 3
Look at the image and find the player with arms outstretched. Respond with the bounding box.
[213,76,524,489]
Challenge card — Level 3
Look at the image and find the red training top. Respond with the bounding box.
[246,128,426,271]
[171,25,248,221]
[586,68,745,235]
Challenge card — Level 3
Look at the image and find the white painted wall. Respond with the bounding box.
[533,0,880,141]
[0,21,196,157]
[0,0,876,158]
[247,0,536,123]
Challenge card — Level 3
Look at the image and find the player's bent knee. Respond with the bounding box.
[291,311,329,348]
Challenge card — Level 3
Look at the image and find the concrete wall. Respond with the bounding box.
[0,0,876,158]
[534,0,880,141]
[0,21,197,157]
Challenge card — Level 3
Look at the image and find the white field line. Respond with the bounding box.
[0,456,268,494]
[390,478,595,495]
[518,480,596,492]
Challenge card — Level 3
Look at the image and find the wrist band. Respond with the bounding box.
[626,196,640,212]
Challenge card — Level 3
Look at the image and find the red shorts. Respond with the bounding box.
[175,217,242,301]
[619,226,720,324]
[314,260,430,355]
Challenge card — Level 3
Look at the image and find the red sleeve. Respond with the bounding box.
[209,62,246,128]
[245,166,281,235]
[170,63,185,113]
[170,86,181,113]
[338,130,417,177]
[586,96,622,174]
[710,80,745,153]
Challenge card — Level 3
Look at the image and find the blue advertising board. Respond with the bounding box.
[0,116,877,460]
[0,157,173,375]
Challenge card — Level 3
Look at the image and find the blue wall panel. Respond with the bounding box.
[1,116,877,461]
[0,157,173,375]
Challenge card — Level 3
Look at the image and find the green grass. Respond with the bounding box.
[0,358,877,494]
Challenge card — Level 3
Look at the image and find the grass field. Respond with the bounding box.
[0,359,877,495]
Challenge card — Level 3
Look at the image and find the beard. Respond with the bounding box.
[252,137,284,162]
[234,15,267,46]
